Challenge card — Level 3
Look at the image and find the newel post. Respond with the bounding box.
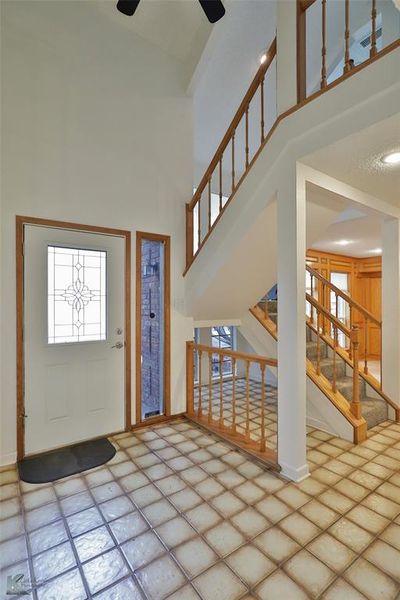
[185,203,194,269]
[351,325,361,419]
[186,341,194,416]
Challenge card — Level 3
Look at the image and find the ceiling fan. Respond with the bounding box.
[116,0,225,23]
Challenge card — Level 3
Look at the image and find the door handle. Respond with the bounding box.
[111,341,124,349]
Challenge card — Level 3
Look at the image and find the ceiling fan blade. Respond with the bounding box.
[198,0,225,23]
[116,0,141,16]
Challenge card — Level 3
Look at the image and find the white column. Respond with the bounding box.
[276,0,298,114]
[382,217,400,415]
[277,164,309,482]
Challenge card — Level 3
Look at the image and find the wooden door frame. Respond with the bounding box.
[16,215,132,460]
[135,231,171,426]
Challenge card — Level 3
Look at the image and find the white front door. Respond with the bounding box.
[24,224,126,455]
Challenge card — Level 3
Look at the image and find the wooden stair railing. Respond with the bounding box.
[306,294,362,420]
[185,340,278,467]
[184,38,277,271]
[184,25,400,274]
[306,265,382,385]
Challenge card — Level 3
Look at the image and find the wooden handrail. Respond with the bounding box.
[186,340,278,464]
[190,341,277,367]
[188,38,277,213]
[306,265,381,326]
[306,293,351,337]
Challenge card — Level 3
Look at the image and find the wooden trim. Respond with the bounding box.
[135,231,171,427]
[191,341,278,367]
[184,38,400,274]
[130,413,185,431]
[16,216,132,460]
[297,0,307,103]
[300,0,318,10]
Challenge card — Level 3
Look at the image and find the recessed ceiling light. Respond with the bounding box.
[370,247,382,254]
[381,152,400,165]
[335,239,353,246]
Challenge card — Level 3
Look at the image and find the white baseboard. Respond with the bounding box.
[0,452,17,468]
[306,416,335,434]
[279,461,310,482]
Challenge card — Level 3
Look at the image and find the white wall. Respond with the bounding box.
[0,1,194,465]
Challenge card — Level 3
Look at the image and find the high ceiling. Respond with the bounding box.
[97,0,212,80]
[303,114,400,207]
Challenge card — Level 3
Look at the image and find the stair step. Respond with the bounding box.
[306,341,328,360]
[319,357,346,380]
[362,397,388,429]
[335,376,366,402]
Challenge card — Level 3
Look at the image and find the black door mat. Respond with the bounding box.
[17,438,116,484]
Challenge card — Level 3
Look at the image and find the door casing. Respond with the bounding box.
[135,231,171,426]
[16,215,132,460]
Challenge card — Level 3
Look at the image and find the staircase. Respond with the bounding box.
[264,298,388,429]
[250,273,400,442]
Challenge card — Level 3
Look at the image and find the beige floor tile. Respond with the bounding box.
[279,512,321,545]
[361,493,400,519]
[299,499,339,529]
[344,557,399,600]
[167,584,201,599]
[173,537,218,578]
[130,483,163,507]
[329,518,373,553]
[0,535,28,569]
[276,486,310,509]
[136,554,186,599]
[193,563,246,600]
[226,544,275,586]
[180,466,209,485]
[256,570,309,599]
[121,530,165,569]
[312,468,342,486]
[307,532,356,572]
[0,514,24,542]
[252,472,285,493]
[254,526,300,563]
[194,478,225,500]
[346,505,389,535]
[322,577,368,600]
[348,470,381,490]
[233,481,265,504]
[363,540,400,581]
[283,549,335,597]
[375,482,400,504]
[379,523,400,551]
[109,511,148,543]
[334,480,369,502]
[142,498,178,527]
[169,488,203,512]
[156,516,197,548]
[231,507,270,538]
[255,496,292,523]
[324,459,354,476]
[185,503,222,533]
[319,489,355,513]
[204,522,245,557]
[210,491,246,517]
[155,475,187,496]
[296,477,326,496]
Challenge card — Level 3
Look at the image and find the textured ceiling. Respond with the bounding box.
[302,114,400,206]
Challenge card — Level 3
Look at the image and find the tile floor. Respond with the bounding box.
[194,379,278,449]
[1,419,400,599]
